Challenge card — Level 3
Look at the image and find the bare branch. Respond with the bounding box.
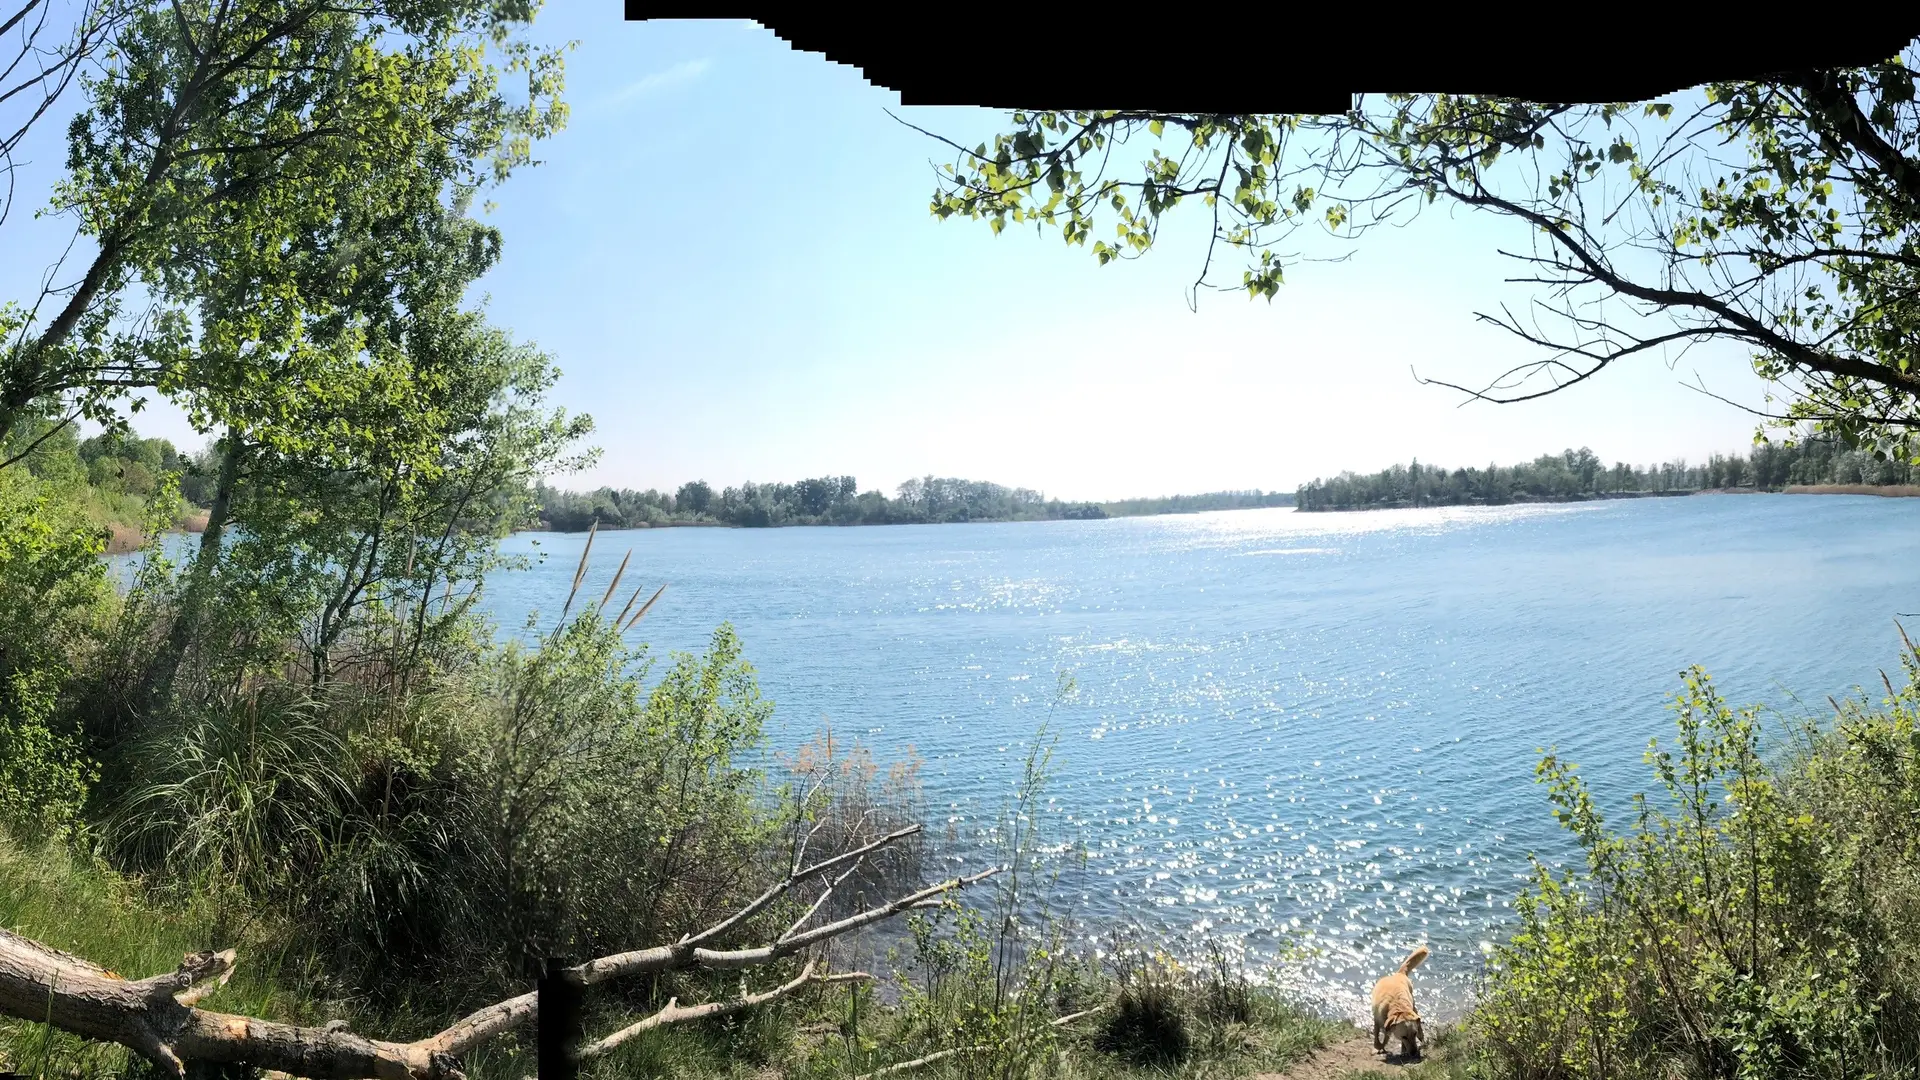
[0,826,1000,1080]
[576,960,871,1061]
[851,1005,1105,1080]
[576,862,1000,982]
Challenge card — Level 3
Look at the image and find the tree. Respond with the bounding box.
[676,478,713,515]
[0,0,134,230]
[913,45,1920,459]
[207,310,592,685]
[0,0,569,452]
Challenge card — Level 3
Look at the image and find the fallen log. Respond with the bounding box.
[1,929,471,1079]
[0,823,997,1079]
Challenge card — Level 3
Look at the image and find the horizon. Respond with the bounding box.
[0,11,1778,504]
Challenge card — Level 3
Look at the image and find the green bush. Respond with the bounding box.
[279,614,794,1011]
[0,469,110,841]
[0,669,98,844]
[1469,635,1920,1080]
[1094,942,1192,1068]
[105,685,356,911]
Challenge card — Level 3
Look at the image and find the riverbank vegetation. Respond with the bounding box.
[1294,437,1920,511]
[8,2,1920,1078]
[1456,632,1920,1080]
[3,416,214,550]
[0,3,1339,1077]
[535,478,1294,531]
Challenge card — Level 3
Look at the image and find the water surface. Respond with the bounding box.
[118,495,1920,1020]
[471,495,1920,1020]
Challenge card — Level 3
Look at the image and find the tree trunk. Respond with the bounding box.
[0,929,471,1079]
[140,431,243,709]
[0,822,995,1079]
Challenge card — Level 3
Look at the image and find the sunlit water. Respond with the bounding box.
[112,495,1920,1022]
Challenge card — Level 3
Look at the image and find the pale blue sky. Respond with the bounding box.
[3,11,1772,501]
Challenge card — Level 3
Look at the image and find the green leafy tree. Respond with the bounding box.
[675,478,714,516]
[0,0,569,451]
[918,49,1920,459]
[1294,434,1916,510]
[158,309,591,694]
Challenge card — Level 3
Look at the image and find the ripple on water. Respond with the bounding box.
[105,497,1920,1021]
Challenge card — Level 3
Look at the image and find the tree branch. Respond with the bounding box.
[0,828,999,1079]
[850,1005,1104,1079]
[574,960,870,1063]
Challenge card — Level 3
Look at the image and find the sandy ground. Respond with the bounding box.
[1252,1027,1434,1080]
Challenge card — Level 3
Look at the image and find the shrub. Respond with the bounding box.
[1093,935,1192,1067]
[104,686,356,912]
[1469,635,1920,1080]
[289,614,796,1011]
[0,469,110,841]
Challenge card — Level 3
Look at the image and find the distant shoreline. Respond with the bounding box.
[1781,483,1920,497]
[1297,485,1920,513]
[129,486,1920,551]
[101,510,210,555]
[515,502,1297,535]
[1296,489,1696,513]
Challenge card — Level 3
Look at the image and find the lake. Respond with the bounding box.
[112,493,1920,1022]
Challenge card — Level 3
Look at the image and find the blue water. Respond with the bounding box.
[112,495,1920,1021]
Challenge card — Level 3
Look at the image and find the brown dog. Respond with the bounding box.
[1370,945,1429,1058]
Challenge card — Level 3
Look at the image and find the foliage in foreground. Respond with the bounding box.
[1466,632,1920,1080]
[0,821,1347,1080]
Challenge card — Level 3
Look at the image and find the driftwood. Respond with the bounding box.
[850,1005,1106,1080]
[0,823,996,1079]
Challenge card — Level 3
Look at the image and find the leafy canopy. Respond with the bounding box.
[918,51,1920,459]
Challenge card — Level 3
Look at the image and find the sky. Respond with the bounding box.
[1,10,1778,503]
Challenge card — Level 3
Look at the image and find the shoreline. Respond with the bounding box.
[517,504,1295,535]
[1296,489,1696,513]
[1782,483,1920,497]
[100,510,210,556]
[112,486,1920,550]
[1297,485,1920,513]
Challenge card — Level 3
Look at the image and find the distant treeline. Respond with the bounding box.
[6,418,215,540]
[535,475,1295,531]
[1295,438,1919,511]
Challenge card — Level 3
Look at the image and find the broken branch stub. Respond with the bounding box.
[0,827,1000,1079]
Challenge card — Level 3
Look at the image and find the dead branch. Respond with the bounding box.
[851,1005,1105,1079]
[0,928,462,1079]
[0,826,1000,1079]
[577,960,870,1061]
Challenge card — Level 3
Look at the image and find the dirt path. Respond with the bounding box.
[1253,1028,1429,1080]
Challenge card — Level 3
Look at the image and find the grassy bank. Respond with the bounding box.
[0,835,341,1077]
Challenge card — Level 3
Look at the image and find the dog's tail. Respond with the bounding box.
[1397,946,1430,976]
